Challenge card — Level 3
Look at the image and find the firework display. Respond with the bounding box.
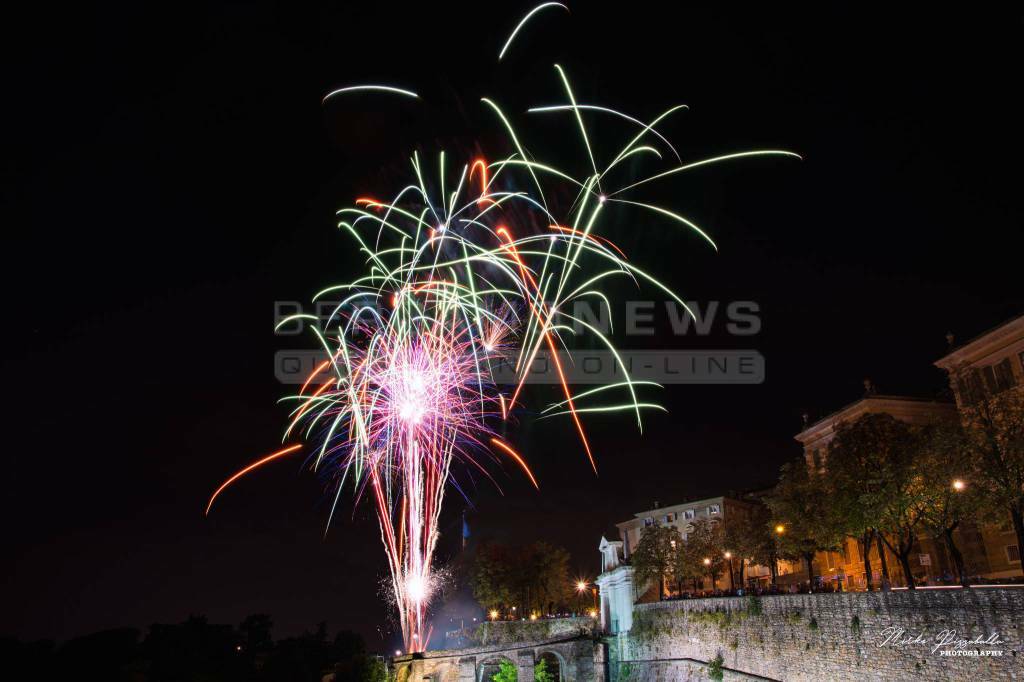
[206,4,796,653]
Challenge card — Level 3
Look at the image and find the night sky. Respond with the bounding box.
[5,1,1023,653]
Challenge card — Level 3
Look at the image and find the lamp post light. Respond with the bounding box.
[773,525,785,588]
[575,580,587,613]
[724,551,735,591]
[949,480,971,588]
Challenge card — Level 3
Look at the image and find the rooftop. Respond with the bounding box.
[935,313,1024,369]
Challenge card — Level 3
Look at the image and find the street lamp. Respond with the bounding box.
[952,479,966,492]
[724,551,735,591]
[575,580,587,613]
[489,609,499,621]
[772,525,785,589]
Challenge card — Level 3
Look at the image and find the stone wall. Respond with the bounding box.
[394,621,604,682]
[608,589,1024,681]
[468,616,597,646]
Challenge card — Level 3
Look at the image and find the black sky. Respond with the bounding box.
[3,1,1023,652]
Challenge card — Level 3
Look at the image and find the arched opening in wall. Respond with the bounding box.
[478,657,514,682]
[537,651,564,681]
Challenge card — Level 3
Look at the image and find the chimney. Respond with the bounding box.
[863,378,875,396]
[946,331,955,347]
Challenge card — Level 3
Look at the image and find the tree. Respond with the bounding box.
[522,541,573,614]
[828,413,918,590]
[331,631,387,682]
[916,421,982,587]
[470,541,574,615]
[846,416,929,590]
[672,530,705,593]
[492,659,517,682]
[238,613,273,655]
[687,518,726,590]
[959,388,1024,555]
[768,457,844,589]
[726,503,777,587]
[471,542,515,613]
[346,654,390,682]
[534,658,556,682]
[630,524,679,600]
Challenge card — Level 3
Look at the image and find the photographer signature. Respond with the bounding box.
[878,626,1005,654]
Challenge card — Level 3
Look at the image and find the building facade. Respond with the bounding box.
[788,313,1024,588]
[794,394,958,589]
[936,313,1024,579]
[615,496,754,565]
[599,496,785,607]
[936,314,1024,410]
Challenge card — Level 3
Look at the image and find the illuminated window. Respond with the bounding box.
[708,504,721,515]
[683,509,695,520]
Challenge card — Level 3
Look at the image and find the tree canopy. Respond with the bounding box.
[630,525,679,599]
[471,541,574,616]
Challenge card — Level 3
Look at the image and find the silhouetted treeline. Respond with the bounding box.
[2,614,386,682]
